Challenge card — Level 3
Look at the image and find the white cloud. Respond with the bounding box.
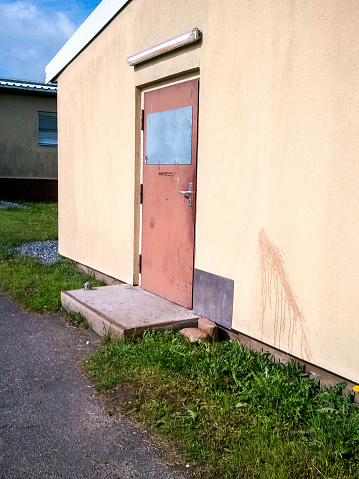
[0,1,77,81]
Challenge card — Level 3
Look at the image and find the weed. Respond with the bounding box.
[101,329,112,346]
[65,310,90,329]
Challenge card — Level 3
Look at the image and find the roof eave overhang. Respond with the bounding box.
[45,0,130,84]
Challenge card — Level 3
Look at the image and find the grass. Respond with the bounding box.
[0,202,105,312]
[0,203,58,246]
[86,331,359,479]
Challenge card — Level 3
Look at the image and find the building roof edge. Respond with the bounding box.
[45,0,130,83]
[0,78,57,93]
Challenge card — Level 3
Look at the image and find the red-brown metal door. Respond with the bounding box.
[141,79,199,308]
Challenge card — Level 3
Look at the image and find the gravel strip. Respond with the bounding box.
[0,200,26,209]
[15,240,62,264]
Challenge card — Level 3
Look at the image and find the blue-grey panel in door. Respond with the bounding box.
[146,106,192,165]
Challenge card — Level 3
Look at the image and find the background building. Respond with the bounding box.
[0,78,57,202]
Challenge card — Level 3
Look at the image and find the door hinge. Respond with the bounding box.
[140,183,143,204]
[139,254,142,274]
[140,109,144,131]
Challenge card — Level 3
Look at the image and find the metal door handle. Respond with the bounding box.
[179,182,192,207]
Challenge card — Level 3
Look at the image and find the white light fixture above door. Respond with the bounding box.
[127,28,201,66]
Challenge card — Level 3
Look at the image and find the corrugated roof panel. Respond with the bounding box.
[0,78,57,93]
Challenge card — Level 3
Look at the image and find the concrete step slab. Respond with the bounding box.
[61,284,199,339]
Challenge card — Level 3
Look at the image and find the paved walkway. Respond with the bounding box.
[0,292,186,479]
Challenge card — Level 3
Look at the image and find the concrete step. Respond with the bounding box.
[179,327,210,343]
[61,284,199,339]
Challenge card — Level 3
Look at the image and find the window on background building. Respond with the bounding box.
[38,112,57,146]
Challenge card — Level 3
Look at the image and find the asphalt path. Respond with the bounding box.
[0,291,185,479]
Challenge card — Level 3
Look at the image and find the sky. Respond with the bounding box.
[0,0,102,83]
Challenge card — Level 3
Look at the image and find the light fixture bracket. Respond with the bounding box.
[127,28,201,66]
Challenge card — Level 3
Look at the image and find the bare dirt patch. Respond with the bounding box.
[90,380,201,478]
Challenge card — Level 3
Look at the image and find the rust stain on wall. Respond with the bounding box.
[259,228,312,361]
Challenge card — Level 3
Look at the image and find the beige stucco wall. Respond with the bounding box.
[0,92,57,179]
[58,0,359,381]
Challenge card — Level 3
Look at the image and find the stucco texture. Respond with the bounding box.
[58,0,359,382]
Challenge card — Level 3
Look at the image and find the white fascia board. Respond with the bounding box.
[45,0,129,83]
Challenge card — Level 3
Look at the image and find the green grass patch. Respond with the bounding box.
[0,203,105,312]
[0,203,58,251]
[86,331,359,478]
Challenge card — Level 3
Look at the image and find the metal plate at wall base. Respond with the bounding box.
[193,269,234,329]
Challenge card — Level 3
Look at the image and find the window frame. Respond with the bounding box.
[38,111,58,147]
